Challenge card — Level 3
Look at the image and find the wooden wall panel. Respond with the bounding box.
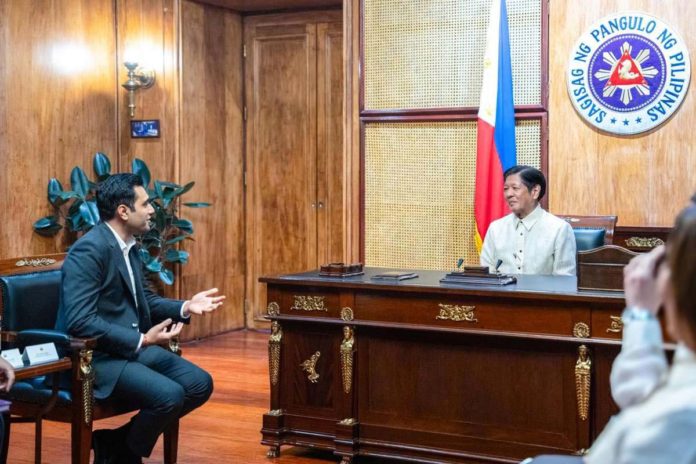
[0,0,244,340]
[244,15,319,327]
[0,0,117,259]
[117,0,179,181]
[316,21,344,266]
[180,0,245,338]
[548,1,696,226]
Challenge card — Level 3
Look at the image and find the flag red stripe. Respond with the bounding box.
[474,119,507,241]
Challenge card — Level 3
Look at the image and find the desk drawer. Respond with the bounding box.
[353,293,588,337]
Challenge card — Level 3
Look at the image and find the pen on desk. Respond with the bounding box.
[495,259,503,274]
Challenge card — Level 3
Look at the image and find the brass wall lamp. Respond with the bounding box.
[121,61,155,118]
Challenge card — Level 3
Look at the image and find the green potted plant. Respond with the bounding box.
[33,152,210,284]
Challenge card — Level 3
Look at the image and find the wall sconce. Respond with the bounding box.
[121,61,155,118]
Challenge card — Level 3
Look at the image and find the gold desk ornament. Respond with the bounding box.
[340,307,354,322]
[300,351,321,383]
[625,237,664,248]
[436,303,477,323]
[573,322,590,338]
[269,321,283,386]
[607,315,623,333]
[267,301,280,317]
[79,349,95,425]
[15,257,56,267]
[340,326,355,394]
[575,345,591,421]
[267,409,283,416]
[291,296,327,312]
[338,417,356,426]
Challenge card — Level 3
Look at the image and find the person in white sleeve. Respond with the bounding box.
[525,204,696,464]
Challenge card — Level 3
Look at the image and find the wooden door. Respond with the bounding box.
[245,11,342,325]
[316,20,344,265]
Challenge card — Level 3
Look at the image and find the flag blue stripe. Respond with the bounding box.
[493,0,517,172]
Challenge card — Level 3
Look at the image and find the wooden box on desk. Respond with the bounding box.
[577,245,639,291]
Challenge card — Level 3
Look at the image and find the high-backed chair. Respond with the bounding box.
[0,253,179,464]
[558,215,618,251]
[576,245,639,291]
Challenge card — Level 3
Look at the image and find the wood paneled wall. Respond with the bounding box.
[0,0,118,257]
[548,1,696,226]
[180,1,245,338]
[0,0,246,340]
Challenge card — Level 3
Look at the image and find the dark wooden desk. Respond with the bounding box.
[260,269,630,464]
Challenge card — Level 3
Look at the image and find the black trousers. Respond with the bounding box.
[111,345,213,457]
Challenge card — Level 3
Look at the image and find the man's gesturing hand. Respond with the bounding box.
[142,318,184,347]
[183,288,226,316]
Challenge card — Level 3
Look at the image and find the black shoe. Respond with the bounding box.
[92,429,119,464]
[116,447,143,464]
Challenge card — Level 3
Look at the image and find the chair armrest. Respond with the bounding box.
[16,329,71,347]
[11,329,97,357]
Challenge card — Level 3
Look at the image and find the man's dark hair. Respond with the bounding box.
[503,165,546,200]
[96,173,144,221]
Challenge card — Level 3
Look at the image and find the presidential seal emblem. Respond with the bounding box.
[567,12,690,135]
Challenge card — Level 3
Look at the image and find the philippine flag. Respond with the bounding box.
[474,0,517,252]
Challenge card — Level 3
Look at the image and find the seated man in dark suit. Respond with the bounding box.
[56,173,225,463]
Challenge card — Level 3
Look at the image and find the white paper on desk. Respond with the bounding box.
[1,348,24,368]
[22,343,59,366]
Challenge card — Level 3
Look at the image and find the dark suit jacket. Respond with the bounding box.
[56,222,186,399]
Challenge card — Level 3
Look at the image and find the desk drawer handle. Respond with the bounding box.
[436,304,477,323]
[607,315,623,333]
[291,296,327,312]
[575,345,591,421]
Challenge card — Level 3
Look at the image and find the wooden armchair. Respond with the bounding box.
[0,254,179,464]
[558,215,618,251]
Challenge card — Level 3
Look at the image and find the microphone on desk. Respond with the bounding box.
[495,259,503,275]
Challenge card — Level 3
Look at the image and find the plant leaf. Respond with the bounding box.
[179,181,195,195]
[142,252,162,272]
[159,268,174,285]
[69,211,84,231]
[93,152,111,181]
[70,167,90,198]
[132,158,151,188]
[183,202,211,208]
[79,200,100,227]
[33,216,62,236]
[165,249,189,264]
[172,219,193,234]
[164,235,188,245]
[47,178,64,205]
[58,190,80,201]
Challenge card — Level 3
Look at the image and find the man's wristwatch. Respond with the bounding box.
[621,306,657,323]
